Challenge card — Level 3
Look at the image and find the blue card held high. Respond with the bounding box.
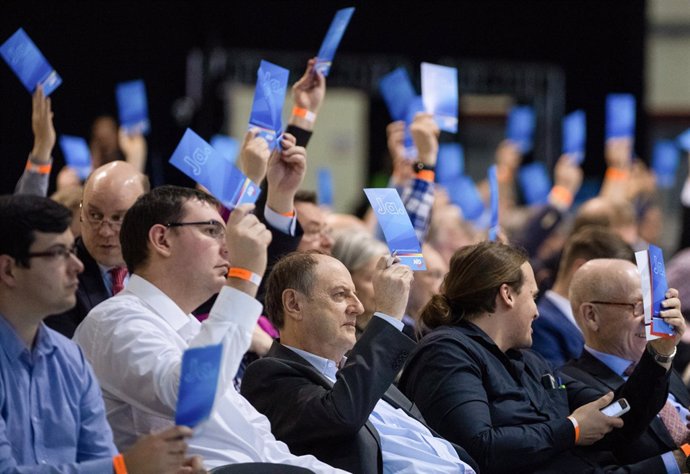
[605,94,636,140]
[0,28,62,95]
[116,79,150,134]
[249,60,289,148]
[518,162,552,206]
[379,67,416,122]
[421,63,458,133]
[363,188,426,271]
[315,7,355,77]
[58,135,92,180]
[210,135,239,165]
[562,110,586,165]
[506,106,536,154]
[435,143,464,184]
[652,140,679,189]
[443,175,484,222]
[317,167,334,207]
[169,129,260,209]
[635,245,674,339]
[175,344,223,428]
[488,165,499,241]
[403,96,426,160]
[677,129,690,152]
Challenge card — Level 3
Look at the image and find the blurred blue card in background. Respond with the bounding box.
[605,93,636,140]
[210,135,239,165]
[562,110,586,165]
[59,135,91,180]
[363,188,425,271]
[315,7,355,77]
[175,344,223,428]
[249,60,289,149]
[421,62,458,133]
[116,79,150,134]
[518,162,552,206]
[0,28,62,95]
[652,140,680,189]
[169,129,260,209]
[403,96,426,160]
[443,175,484,222]
[677,129,690,152]
[488,165,499,241]
[506,106,535,154]
[379,67,416,122]
[435,143,464,184]
[317,167,334,207]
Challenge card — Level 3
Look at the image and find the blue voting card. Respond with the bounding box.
[488,165,499,241]
[562,110,586,165]
[648,246,674,337]
[175,344,223,428]
[210,135,239,165]
[506,106,536,155]
[315,7,355,77]
[421,63,458,133]
[363,188,425,271]
[652,140,680,189]
[403,96,426,159]
[58,135,92,180]
[0,28,62,96]
[379,67,416,122]
[606,94,636,140]
[317,167,334,207]
[443,175,484,222]
[116,80,150,134]
[169,129,261,209]
[518,162,552,206]
[435,143,464,184]
[677,129,690,152]
[249,60,289,149]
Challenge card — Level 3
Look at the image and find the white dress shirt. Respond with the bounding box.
[74,274,344,473]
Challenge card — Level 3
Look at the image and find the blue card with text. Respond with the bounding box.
[317,167,334,207]
[677,129,690,152]
[403,96,426,159]
[169,129,260,209]
[364,188,425,270]
[380,67,416,122]
[443,175,484,222]
[175,344,223,428]
[518,162,552,206]
[59,135,92,180]
[0,28,62,95]
[421,62,458,133]
[488,165,499,241]
[116,80,150,134]
[506,106,536,154]
[436,143,464,184]
[648,246,674,337]
[249,60,289,148]
[652,140,679,189]
[315,7,355,77]
[210,135,239,165]
[562,110,586,165]
[606,94,636,140]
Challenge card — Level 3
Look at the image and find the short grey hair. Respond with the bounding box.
[331,231,389,273]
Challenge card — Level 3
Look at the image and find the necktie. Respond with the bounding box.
[109,267,127,295]
[658,400,690,446]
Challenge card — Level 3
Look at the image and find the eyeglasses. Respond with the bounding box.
[166,220,226,241]
[80,203,125,230]
[589,300,644,317]
[27,244,78,261]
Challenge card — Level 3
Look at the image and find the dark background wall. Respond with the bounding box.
[0,0,645,194]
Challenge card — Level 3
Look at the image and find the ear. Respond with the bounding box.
[148,224,173,258]
[578,302,600,332]
[282,289,304,323]
[497,283,515,309]
[0,255,18,288]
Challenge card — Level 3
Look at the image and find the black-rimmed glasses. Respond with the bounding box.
[589,300,644,317]
[27,244,78,261]
[166,220,226,241]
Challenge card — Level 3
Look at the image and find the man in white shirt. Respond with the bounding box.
[75,185,344,472]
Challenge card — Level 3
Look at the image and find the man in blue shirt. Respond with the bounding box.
[0,194,203,473]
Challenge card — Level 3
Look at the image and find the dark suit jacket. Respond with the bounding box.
[562,350,690,465]
[241,317,479,474]
[44,238,110,338]
[531,296,584,368]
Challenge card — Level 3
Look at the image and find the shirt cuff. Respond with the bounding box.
[209,285,263,334]
[264,204,297,236]
[681,179,690,207]
[374,312,404,331]
[661,450,682,474]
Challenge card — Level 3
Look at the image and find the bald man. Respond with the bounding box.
[44,161,149,336]
[561,259,690,473]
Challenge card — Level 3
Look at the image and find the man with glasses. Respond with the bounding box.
[562,258,690,472]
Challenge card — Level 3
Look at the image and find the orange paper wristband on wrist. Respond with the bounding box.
[227,267,262,286]
[25,160,52,175]
[605,167,630,181]
[417,170,435,182]
[292,106,316,123]
[549,185,574,207]
[567,416,580,444]
[113,454,128,474]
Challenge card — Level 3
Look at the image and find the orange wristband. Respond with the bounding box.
[567,416,580,444]
[227,267,262,286]
[25,159,51,175]
[280,209,296,218]
[549,185,574,208]
[605,167,630,181]
[681,443,690,457]
[113,453,128,474]
[292,106,316,123]
[416,169,435,183]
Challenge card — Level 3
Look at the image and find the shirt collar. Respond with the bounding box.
[0,315,56,360]
[125,274,196,332]
[584,345,634,377]
[283,344,342,382]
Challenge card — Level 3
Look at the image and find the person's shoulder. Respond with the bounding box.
[43,325,91,368]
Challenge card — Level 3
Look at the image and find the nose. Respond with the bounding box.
[350,295,365,316]
[321,232,334,253]
[69,252,85,275]
[97,221,117,237]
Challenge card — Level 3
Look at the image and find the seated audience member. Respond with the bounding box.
[399,241,685,474]
[667,249,690,379]
[426,204,480,264]
[403,242,448,339]
[531,226,635,367]
[74,186,343,472]
[294,190,334,253]
[50,185,83,239]
[561,258,690,472]
[573,197,640,249]
[241,251,479,473]
[331,231,389,336]
[0,195,203,473]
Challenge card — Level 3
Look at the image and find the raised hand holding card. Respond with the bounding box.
[0,28,61,95]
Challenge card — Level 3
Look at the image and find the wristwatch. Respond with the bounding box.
[647,344,676,364]
[413,161,435,173]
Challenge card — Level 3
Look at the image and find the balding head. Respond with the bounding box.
[573,197,637,245]
[81,161,149,267]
